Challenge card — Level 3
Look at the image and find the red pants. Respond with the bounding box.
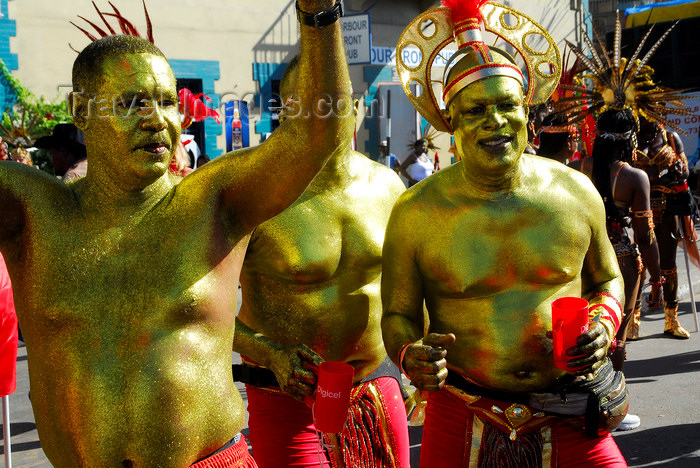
[0,254,18,397]
[190,435,257,468]
[246,376,410,468]
[420,387,628,468]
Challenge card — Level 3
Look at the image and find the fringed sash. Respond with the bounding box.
[324,381,398,468]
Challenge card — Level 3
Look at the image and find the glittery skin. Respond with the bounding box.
[381,76,624,393]
[0,3,352,465]
[236,149,406,382]
[235,60,406,391]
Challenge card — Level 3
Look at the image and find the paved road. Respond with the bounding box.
[3,259,700,466]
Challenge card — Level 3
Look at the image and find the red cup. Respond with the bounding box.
[312,361,354,433]
[551,297,590,371]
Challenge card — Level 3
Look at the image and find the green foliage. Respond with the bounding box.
[0,59,72,148]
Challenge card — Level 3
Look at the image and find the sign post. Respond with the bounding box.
[341,14,371,65]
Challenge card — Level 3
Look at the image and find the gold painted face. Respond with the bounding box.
[448,76,527,174]
[78,52,180,185]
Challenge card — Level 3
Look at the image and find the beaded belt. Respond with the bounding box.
[650,195,666,222]
[613,242,639,258]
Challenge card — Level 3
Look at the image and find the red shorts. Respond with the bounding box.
[246,376,410,468]
[420,387,628,468]
[190,435,257,468]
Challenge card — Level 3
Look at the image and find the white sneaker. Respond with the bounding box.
[615,413,641,431]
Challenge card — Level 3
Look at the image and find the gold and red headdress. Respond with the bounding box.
[396,0,562,133]
[554,13,695,135]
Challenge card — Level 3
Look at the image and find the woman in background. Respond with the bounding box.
[400,139,433,187]
[574,109,663,431]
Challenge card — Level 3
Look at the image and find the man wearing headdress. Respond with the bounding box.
[34,123,88,182]
[0,0,352,466]
[382,1,627,466]
[233,54,409,468]
[537,115,578,164]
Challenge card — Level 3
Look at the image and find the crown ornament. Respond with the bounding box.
[396,0,561,133]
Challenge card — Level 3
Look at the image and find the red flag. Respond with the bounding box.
[0,252,18,397]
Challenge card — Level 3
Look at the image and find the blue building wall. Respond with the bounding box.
[169,59,222,158]
[0,0,18,112]
[362,65,393,154]
[252,62,287,138]
[583,0,592,36]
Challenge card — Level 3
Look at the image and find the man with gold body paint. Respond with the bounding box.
[0,1,352,466]
[233,56,409,467]
[383,74,629,468]
[382,1,627,466]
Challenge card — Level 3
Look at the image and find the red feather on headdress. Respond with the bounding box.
[178,89,221,130]
[441,0,489,22]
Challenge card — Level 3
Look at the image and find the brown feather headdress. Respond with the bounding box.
[554,12,695,135]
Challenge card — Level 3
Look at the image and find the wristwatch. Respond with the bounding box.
[296,0,344,28]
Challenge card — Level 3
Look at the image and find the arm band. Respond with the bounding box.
[589,291,622,339]
[632,209,656,242]
[398,343,412,379]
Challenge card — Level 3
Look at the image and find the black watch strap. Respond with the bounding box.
[296,0,344,28]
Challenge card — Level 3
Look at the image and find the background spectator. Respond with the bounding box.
[34,123,87,182]
[400,139,433,187]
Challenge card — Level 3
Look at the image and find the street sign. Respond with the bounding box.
[370,45,455,68]
[341,13,371,65]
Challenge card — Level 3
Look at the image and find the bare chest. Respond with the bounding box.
[245,194,388,284]
[17,209,243,331]
[421,202,591,297]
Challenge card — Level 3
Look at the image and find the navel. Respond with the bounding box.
[514,370,534,380]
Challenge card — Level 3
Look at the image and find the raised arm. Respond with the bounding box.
[188,0,353,233]
[0,159,31,253]
[0,138,69,255]
[0,166,24,250]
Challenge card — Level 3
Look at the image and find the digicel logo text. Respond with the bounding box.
[317,386,341,399]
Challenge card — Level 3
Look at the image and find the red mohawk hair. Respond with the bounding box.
[71,0,154,46]
[441,0,489,22]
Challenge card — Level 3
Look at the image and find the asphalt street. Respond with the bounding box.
[2,251,700,467]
